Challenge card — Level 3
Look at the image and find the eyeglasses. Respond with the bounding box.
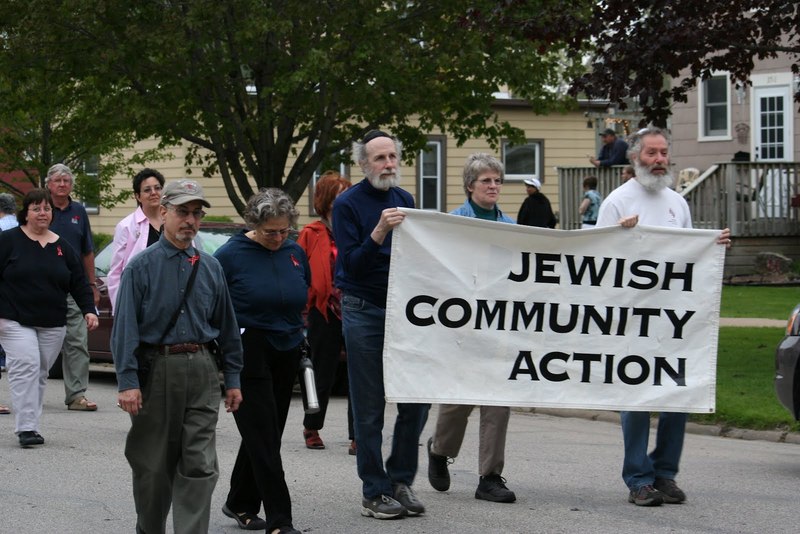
[28,205,52,213]
[140,185,163,194]
[257,227,291,238]
[168,206,206,219]
[476,177,503,186]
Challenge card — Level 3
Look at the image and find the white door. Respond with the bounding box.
[752,85,793,217]
[753,85,792,162]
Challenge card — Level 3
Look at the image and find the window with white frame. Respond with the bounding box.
[700,74,730,139]
[502,139,542,182]
[417,138,444,211]
[79,156,100,214]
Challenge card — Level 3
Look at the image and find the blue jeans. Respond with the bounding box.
[341,294,430,499]
[620,411,687,490]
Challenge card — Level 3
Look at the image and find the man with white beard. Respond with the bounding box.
[332,130,430,519]
[597,126,731,507]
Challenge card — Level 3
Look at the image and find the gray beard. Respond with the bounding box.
[635,164,674,192]
[367,172,400,191]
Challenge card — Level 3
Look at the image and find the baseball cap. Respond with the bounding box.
[160,179,211,208]
[599,128,616,136]
[523,178,541,189]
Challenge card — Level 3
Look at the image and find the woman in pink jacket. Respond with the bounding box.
[107,169,165,312]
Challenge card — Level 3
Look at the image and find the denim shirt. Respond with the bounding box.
[111,235,243,391]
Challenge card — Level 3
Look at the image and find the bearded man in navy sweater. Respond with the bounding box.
[332,130,430,520]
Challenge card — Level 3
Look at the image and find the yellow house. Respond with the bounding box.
[89,99,603,235]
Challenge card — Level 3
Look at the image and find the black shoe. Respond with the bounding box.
[475,474,516,503]
[427,437,451,491]
[654,478,686,504]
[221,503,267,530]
[18,431,44,448]
[628,484,664,506]
[393,483,425,516]
[361,494,406,519]
[273,526,301,534]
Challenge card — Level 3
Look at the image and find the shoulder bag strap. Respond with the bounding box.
[156,253,201,345]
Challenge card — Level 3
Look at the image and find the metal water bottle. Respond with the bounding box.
[299,341,320,414]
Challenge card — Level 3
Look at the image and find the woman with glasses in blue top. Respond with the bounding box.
[214,188,309,534]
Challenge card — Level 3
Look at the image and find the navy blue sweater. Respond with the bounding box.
[332,178,414,308]
[214,231,310,350]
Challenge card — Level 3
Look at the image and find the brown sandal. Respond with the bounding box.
[68,396,98,411]
[0,404,10,415]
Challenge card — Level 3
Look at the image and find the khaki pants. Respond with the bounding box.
[125,348,221,534]
[431,404,510,476]
[61,295,90,404]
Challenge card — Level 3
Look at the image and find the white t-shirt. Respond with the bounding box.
[596,179,692,229]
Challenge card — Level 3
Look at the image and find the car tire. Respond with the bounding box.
[48,352,64,379]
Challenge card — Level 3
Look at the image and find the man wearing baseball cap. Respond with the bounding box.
[516,178,556,228]
[589,128,629,167]
[112,179,244,533]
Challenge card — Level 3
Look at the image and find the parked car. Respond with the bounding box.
[775,303,800,420]
[49,222,244,377]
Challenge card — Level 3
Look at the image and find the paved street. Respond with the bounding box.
[1,367,798,533]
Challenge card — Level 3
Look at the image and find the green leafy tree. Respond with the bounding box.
[0,0,587,214]
[0,39,165,205]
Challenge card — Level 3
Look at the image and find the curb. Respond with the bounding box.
[719,317,786,328]
[516,407,800,445]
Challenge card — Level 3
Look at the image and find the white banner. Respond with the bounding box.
[384,209,725,413]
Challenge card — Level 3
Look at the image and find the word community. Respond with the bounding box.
[405,296,695,339]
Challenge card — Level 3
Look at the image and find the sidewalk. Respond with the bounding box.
[528,315,799,446]
[719,317,786,328]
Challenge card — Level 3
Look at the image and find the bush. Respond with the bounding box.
[93,232,112,252]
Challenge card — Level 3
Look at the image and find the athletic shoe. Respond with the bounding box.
[475,474,516,503]
[393,483,425,515]
[654,478,686,504]
[361,495,406,519]
[628,484,664,506]
[427,437,451,491]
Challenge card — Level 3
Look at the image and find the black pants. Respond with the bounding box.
[226,329,301,531]
[302,307,354,439]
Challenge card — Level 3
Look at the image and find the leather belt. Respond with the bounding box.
[157,343,207,354]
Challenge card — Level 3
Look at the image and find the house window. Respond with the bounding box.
[700,74,730,139]
[79,156,100,214]
[502,140,542,182]
[417,137,445,211]
[308,140,348,216]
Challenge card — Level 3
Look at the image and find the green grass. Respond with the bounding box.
[720,285,800,320]
[690,327,799,432]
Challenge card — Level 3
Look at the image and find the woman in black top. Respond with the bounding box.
[0,188,98,448]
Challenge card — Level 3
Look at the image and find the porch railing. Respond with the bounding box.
[556,162,800,236]
[557,166,627,230]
